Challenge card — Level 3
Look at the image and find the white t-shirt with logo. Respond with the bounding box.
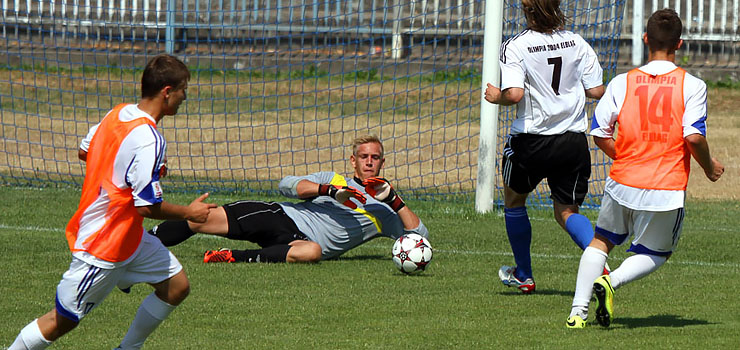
[500,29,603,135]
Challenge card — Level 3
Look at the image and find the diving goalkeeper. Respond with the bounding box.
[149,135,429,263]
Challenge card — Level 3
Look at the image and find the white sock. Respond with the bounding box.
[568,305,588,320]
[117,293,177,350]
[570,246,608,318]
[9,319,52,350]
[610,254,667,289]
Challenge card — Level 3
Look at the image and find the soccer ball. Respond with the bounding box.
[392,233,433,274]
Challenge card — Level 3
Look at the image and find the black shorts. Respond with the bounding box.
[222,201,309,247]
[501,132,591,205]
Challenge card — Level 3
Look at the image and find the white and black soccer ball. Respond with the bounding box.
[392,233,433,274]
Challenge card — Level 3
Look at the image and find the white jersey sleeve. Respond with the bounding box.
[499,32,527,91]
[589,73,627,139]
[121,125,167,207]
[579,37,604,90]
[499,30,603,135]
[79,123,100,152]
[105,105,167,207]
[682,74,708,137]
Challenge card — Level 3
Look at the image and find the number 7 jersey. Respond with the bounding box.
[499,29,603,135]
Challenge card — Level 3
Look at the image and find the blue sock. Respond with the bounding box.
[565,213,595,250]
[504,206,532,280]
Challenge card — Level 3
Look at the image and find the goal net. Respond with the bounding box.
[0,0,624,206]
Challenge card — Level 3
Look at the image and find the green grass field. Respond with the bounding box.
[1,186,739,349]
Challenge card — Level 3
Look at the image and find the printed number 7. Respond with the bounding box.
[548,56,562,95]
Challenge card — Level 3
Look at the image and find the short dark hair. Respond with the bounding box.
[523,0,566,33]
[646,9,682,53]
[141,54,190,98]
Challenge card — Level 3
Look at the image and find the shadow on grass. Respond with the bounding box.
[334,254,386,261]
[494,288,574,297]
[614,314,713,328]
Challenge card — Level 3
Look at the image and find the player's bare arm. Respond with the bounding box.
[295,179,323,198]
[136,193,217,222]
[685,134,724,182]
[593,136,616,160]
[585,85,605,99]
[396,206,421,230]
[484,83,524,105]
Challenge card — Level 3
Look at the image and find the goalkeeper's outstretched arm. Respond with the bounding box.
[294,179,325,198]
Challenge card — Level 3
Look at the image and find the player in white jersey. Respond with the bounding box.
[9,55,216,350]
[484,0,605,293]
[565,9,723,328]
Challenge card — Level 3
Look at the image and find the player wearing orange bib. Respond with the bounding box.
[609,67,690,191]
[66,103,157,262]
[9,55,217,349]
[565,9,724,329]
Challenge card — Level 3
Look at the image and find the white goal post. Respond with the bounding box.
[475,0,504,213]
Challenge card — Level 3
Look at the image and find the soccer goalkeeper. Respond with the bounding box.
[149,135,429,263]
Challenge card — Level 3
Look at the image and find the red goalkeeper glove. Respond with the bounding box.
[363,177,405,212]
[318,184,366,209]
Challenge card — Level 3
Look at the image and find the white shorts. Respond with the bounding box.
[55,233,182,322]
[594,192,685,256]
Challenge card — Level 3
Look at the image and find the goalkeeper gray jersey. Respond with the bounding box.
[278,171,429,260]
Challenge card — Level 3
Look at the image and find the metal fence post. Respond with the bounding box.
[632,0,644,65]
[392,0,403,59]
[166,0,175,54]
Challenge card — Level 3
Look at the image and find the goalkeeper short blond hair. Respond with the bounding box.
[352,135,384,158]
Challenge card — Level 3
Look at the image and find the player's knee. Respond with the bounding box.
[503,185,528,208]
[40,309,79,341]
[55,317,78,337]
[290,242,322,263]
[171,280,190,304]
[155,273,190,305]
[306,243,322,262]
